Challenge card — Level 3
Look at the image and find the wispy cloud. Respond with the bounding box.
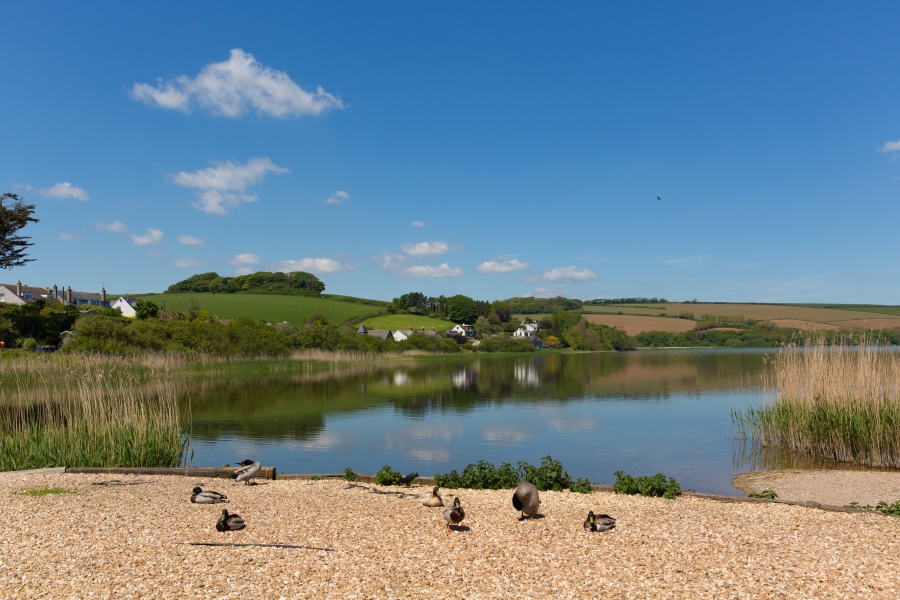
[401,241,450,257]
[229,252,261,265]
[410,220,427,227]
[178,235,206,246]
[522,266,597,283]
[523,287,563,298]
[477,258,531,275]
[38,182,89,201]
[131,48,344,118]
[57,231,83,241]
[234,267,253,276]
[660,282,669,289]
[878,139,900,153]
[323,190,349,205]
[664,256,704,265]
[130,228,164,246]
[172,157,288,215]
[94,221,129,233]
[174,257,207,268]
[398,263,463,278]
[275,257,348,274]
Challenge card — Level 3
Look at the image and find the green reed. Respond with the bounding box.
[0,364,190,471]
[734,336,900,467]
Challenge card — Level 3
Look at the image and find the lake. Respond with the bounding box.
[184,349,822,496]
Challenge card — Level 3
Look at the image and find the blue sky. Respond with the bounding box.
[2,2,899,303]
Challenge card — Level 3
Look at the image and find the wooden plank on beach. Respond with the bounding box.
[64,466,276,480]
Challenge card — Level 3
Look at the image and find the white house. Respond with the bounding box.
[450,324,477,337]
[394,326,442,342]
[513,322,539,337]
[112,296,139,318]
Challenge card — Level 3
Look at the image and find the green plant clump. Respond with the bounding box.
[22,487,71,496]
[748,489,778,499]
[343,467,357,482]
[434,455,590,493]
[613,470,681,500]
[374,465,402,486]
[569,477,593,494]
[309,475,320,481]
[849,500,900,517]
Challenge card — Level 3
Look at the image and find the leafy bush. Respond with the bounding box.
[748,489,778,499]
[570,477,592,494]
[343,467,357,482]
[434,460,519,490]
[21,337,37,350]
[374,465,402,486]
[475,337,536,353]
[613,470,681,500]
[849,500,900,517]
[521,455,572,491]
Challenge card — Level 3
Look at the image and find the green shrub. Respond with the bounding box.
[748,489,778,499]
[849,500,900,517]
[434,460,519,489]
[570,477,592,494]
[475,337,536,353]
[21,337,37,350]
[343,467,357,482]
[374,465,402,486]
[613,470,681,500]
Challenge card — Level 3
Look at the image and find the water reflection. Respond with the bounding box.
[185,350,776,495]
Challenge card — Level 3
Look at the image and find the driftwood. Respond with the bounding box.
[66,466,276,480]
[186,542,333,551]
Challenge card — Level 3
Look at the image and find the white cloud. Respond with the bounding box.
[401,241,450,257]
[660,282,670,288]
[38,182,89,201]
[523,287,563,298]
[275,257,346,274]
[399,263,463,278]
[95,220,129,233]
[229,252,261,265]
[57,232,81,241]
[234,267,253,276]
[541,266,598,282]
[323,190,349,205]
[477,258,530,275]
[174,257,206,268]
[131,48,344,118]
[178,235,206,246]
[410,220,427,227]
[130,228,164,246]
[172,157,288,215]
[878,139,900,153]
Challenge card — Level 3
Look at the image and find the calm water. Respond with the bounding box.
[181,349,814,496]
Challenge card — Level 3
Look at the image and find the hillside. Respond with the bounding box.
[361,314,456,332]
[135,292,383,325]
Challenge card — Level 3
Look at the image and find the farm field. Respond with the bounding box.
[769,319,840,331]
[793,304,900,316]
[361,314,456,332]
[595,303,900,326]
[582,314,698,335]
[134,293,381,325]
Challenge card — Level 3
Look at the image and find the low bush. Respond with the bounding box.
[748,489,778,499]
[343,467,357,482]
[374,465,402,486]
[434,455,591,493]
[849,500,900,517]
[474,337,536,353]
[612,470,681,499]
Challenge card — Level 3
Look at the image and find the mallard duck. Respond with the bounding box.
[190,486,227,504]
[216,509,246,532]
[231,459,261,485]
[422,486,444,508]
[512,481,540,520]
[583,510,616,532]
[443,497,465,531]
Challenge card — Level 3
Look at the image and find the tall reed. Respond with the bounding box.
[734,336,900,467]
[0,368,190,471]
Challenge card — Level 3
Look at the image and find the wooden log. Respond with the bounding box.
[64,466,276,480]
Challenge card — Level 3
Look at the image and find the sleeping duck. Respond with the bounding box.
[216,509,246,532]
[231,459,261,485]
[422,486,444,508]
[512,481,540,520]
[190,486,228,503]
[583,510,616,532]
[443,497,465,531]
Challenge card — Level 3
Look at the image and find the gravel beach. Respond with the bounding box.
[733,470,900,507]
[2,473,899,599]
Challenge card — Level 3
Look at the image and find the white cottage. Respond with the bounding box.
[112,296,139,318]
[513,322,539,337]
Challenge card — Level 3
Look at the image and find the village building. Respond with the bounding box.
[0,281,111,308]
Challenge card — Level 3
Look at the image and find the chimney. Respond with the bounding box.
[53,284,58,299]
[16,281,21,296]
[101,287,106,302]
[66,286,72,303]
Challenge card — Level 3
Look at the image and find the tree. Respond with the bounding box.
[448,294,477,324]
[134,299,160,320]
[0,193,39,269]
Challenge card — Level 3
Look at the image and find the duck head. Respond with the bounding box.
[237,459,254,466]
[587,511,595,524]
[219,509,229,521]
[453,497,461,509]
[192,486,203,495]
[432,486,440,496]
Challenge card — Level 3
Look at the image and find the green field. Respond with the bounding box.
[135,293,382,325]
[361,314,456,332]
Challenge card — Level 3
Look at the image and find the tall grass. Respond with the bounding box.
[0,367,190,471]
[734,336,900,467]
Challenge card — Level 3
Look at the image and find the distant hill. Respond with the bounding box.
[166,271,326,296]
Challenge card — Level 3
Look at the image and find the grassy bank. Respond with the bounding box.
[734,337,900,467]
[0,356,189,471]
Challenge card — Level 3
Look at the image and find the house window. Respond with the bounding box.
[22,293,33,300]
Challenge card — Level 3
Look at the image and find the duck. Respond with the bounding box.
[190,486,228,504]
[399,471,419,485]
[583,510,616,532]
[443,497,465,531]
[512,481,540,520]
[422,486,444,508]
[216,509,246,532]
[231,459,261,485]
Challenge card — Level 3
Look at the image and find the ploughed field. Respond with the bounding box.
[582,314,698,336]
[2,474,898,598]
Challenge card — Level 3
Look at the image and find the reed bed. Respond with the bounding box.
[735,336,900,467]
[0,369,190,472]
